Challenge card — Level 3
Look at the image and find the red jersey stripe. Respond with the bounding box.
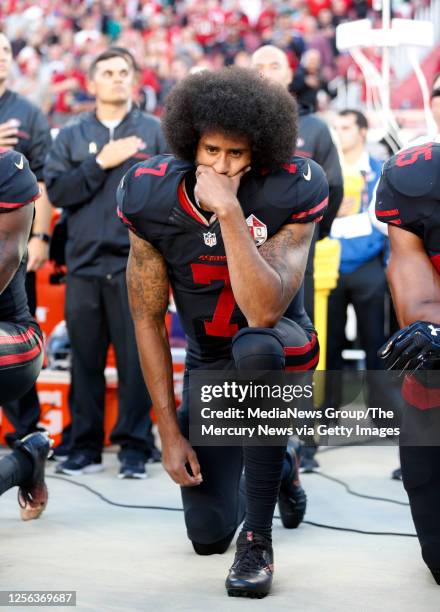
[376,208,399,217]
[0,193,40,209]
[0,325,39,346]
[402,375,440,411]
[117,206,131,225]
[430,254,440,274]
[284,333,317,356]
[0,343,41,366]
[291,196,328,220]
[177,181,209,225]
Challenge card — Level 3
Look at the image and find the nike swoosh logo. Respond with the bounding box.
[14,155,24,170]
[303,163,311,181]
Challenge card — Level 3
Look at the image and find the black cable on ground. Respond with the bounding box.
[301,520,416,538]
[312,471,410,506]
[47,474,417,538]
[47,475,182,512]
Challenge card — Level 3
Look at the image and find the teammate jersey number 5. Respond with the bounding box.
[191,263,239,337]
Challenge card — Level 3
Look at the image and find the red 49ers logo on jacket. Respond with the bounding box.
[246,214,267,246]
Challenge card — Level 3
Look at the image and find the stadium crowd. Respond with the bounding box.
[0,0,431,125]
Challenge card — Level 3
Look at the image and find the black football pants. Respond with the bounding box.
[0,319,43,406]
[177,317,319,551]
[65,272,154,459]
[327,256,387,371]
[326,257,390,408]
[3,272,42,443]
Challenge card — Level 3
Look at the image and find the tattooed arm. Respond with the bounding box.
[0,205,34,295]
[127,232,202,487]
[219,207,314,327]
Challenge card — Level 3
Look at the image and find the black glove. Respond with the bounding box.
[378,321,440,372]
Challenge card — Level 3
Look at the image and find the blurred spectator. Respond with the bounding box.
[234,50,252,68]
[44,48,167,478]
[290,48,336,112]
[50,53,89,128]
[327,109,388,409]
[158,54,193,106]
[13,47,51,114]
[251,44,342,246]
[0,0,428,120]
[301,15,335,71]
[316,9,338,57]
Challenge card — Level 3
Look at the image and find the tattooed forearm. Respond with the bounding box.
[126,232,169,322]
[259,222,314,300]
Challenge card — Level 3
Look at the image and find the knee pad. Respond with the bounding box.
[232,328,285,371]
[192,530,236,556]
[185,505,236,546]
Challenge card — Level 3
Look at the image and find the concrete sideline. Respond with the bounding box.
[0,445,438,611]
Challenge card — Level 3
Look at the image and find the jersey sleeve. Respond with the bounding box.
[116,154,188,244]
[375,143,439,237]
[265,158,329,225]
[116,162,153,241]
[0,150,40,214]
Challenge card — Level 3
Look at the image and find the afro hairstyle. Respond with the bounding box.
[162,67,298,170]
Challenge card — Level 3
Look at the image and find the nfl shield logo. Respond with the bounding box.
[203,232,217,247]
[246,214,267,246]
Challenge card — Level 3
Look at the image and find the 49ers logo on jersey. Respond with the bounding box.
[246,214,267,246]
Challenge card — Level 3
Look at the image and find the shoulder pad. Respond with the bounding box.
[116,155,193,239]
[0,149,39,213]
[263,157,328,222]
[384,142,440,198]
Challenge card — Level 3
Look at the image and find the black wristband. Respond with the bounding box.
[30,232,50,243]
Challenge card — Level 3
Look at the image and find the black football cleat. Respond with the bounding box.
[278,439,307,529]
[430,569,440,586]
[226,531,274,598]
[14,431,52,521]
[391,466,402,480]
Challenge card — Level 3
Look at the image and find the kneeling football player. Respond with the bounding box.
[0,149,50,519]
[118,68,328,598]
[376,142,440,585]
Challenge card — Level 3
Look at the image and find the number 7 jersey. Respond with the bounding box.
[117,154,328,361]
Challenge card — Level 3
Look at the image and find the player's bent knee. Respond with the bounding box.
[185,505,236,545]
[232,328,285,370]
[192,530,236,555]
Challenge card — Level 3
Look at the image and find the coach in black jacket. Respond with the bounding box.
[44,48,167,478]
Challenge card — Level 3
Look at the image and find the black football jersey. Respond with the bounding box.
[375,142,440,273]
[117,154,328,360]
[0,149,40,323]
